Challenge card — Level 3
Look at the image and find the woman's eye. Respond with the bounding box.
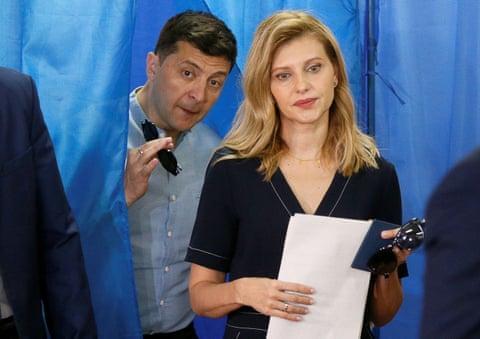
[183,70,193,77]
[275,73,290,81]
[308,64,321,72]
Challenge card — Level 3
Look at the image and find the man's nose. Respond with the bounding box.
[187,80,207,103]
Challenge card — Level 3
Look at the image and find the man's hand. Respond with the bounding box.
[124,137,174,206]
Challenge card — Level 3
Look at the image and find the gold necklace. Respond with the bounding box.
[286,152,322,166]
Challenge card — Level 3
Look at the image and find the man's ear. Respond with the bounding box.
[146,52,158,80]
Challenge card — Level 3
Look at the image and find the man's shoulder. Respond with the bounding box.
[189,123,221,148]
[432,148,480,198]
[0,67,31,93]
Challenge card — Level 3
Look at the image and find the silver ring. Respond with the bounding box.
[283,303,289,312]
[138,148,144,156]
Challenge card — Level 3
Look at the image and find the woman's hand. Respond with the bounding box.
[381,228,412,265]
[233,277,315,321]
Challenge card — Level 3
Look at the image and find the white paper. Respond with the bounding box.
[267,214,372,339]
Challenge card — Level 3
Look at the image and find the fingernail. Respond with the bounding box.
[309,298,315,305]
[310,288,315,293]
[295,316,303,321]
[303,308,309,314]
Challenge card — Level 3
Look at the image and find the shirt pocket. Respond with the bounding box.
[0,147,33,177]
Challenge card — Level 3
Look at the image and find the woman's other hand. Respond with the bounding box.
[233,277,315,321]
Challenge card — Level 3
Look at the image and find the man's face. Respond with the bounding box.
[146,41,231,135]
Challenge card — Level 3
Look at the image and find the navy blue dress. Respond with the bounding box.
[186,154,405,338]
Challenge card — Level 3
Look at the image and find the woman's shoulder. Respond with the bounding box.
[353,156,398,183]
[207,148,261,175]
[375,156,397,173]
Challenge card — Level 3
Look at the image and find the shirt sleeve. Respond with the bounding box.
[185,158,238,272]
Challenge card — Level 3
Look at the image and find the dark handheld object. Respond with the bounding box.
[367,218,425,275]
[141,120,182,176]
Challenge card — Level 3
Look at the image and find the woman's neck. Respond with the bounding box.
[280,120,329,161]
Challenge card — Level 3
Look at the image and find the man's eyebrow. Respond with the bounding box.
[180,60,201,71]
[179,60,228,77]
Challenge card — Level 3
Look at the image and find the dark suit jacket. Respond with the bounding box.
[421,148,480,338]
[0,67,97,338]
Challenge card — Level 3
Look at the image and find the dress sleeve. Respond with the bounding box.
[185,158,238,272]
[376,159,408,278]
[375,159,402,225]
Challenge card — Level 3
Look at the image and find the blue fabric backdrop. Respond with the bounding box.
[0,1,141,338]
[2,0,479,338]
[375,1,480,338]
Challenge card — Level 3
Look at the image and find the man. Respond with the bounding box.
[124,11,237,338]
[421,148,480,338]
[0,67,97,338]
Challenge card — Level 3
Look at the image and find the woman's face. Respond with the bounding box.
[270,35,337,129]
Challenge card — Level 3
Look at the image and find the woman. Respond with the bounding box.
[185,11,409,338]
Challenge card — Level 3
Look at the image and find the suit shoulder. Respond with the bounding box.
[450,148,480,179]
[429,148,480,201]
[0,67,32,92]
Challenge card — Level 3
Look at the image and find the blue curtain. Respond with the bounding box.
[0,1,141,338]
[6,1,477,338]
[375,1,480,338]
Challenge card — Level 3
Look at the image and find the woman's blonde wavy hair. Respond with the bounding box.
[219,10,379,180]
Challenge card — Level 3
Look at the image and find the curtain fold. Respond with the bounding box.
[0,1,141,338]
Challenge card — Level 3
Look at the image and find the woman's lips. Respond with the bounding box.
[293,98,317,109]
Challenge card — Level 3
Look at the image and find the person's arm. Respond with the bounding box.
[29,75,97,337]
[367,161,407,326]
[369,242,408,326]
[189,264,314,321]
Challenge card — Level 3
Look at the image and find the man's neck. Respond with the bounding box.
[135,85,180,142]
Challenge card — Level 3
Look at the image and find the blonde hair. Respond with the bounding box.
[219,10,379,180]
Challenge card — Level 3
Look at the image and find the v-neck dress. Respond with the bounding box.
[186,154,404,338]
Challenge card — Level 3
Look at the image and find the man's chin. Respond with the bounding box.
[174,121,198,132]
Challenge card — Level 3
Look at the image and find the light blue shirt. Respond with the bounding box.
[128,89,220,333]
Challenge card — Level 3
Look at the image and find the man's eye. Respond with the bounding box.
[209,79,222,88]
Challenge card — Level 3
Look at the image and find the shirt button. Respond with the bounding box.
[167,230,173,238]
[164,266,170,272]
[169,194,176,202]
[160,300,164,306]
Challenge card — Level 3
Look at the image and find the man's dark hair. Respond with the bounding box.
[154,10,237,70]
